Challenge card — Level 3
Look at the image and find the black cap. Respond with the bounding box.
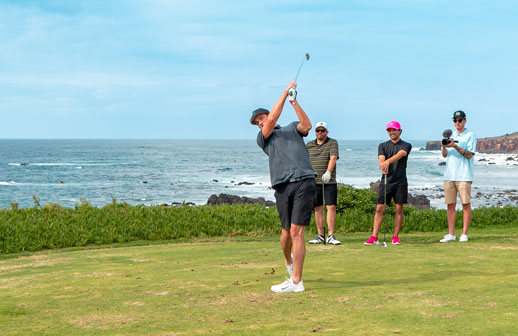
[452,110,466,119]
[250,108,270,125]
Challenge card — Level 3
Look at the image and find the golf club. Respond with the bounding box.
[288,53,310,101]
[294,53,310,82]
[380,174,387,248]
[322,179,326,245]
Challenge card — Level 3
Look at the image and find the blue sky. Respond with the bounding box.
[1,0,517,140]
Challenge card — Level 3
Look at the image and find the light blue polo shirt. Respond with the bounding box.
[444,129,477,182]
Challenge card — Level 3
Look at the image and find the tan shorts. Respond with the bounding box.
[444,181,472,204]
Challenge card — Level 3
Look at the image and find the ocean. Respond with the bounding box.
[1,139,517,209]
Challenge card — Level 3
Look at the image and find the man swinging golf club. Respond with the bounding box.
[364,121,412,246]
[251,81,316,293]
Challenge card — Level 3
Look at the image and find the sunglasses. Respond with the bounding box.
[315,129,327,133]
[453,118,464,123]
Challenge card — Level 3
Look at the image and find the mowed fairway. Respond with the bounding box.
[1,227,518,335]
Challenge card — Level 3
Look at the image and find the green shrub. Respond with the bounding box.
[0,191,517,254]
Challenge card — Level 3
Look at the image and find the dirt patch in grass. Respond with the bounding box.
[490,246,518,250]
[80,272,118,278]
[124,301,145,306]
[0,259,54,273]
[69,313,137,330]
[146,291,169,296]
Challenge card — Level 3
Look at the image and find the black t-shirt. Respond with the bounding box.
[378,139,412,187]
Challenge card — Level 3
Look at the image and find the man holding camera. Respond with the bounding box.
[251,81,316,293]
[440,110,477,243]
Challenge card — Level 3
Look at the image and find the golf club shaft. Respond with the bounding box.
[294,58,305,82]
[294,53,309,82]
[322,181,326,244]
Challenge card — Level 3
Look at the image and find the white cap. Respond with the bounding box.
[315,121,327,130]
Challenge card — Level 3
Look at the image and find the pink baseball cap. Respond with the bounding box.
[386,120,401,130]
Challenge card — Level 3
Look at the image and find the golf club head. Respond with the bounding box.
[380,242,387,248]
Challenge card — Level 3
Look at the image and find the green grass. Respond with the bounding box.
[1,227,518,335]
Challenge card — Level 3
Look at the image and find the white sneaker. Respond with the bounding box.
[271,278,305,293]
[309,235,325,244]
[286,253,293,277]
[459,234,468,242]
[440,234,456,243]
[326,235,341,245]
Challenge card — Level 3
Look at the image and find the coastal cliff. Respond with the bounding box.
[425,131,518,153]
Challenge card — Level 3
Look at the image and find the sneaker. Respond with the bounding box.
[326,235,341,245]
[392,236,401,245]
[440,234,456,243]
[459,234,468,242]
[271,278,305,293]
[364,236,379,245]
[286,253,293,277]
[309,235,325,244]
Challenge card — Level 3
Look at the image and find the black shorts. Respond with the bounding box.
[274,178,316,230]
[314,183,338,207]
[377,184,408,205]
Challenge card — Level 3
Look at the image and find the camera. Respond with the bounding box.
[442,129,458,145]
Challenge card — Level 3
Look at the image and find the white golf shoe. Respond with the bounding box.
[459,234,468,242]
[271,278,305,293]
[326,235,341,245]
[440,234,456,243]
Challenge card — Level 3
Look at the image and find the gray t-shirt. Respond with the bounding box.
[257,122,316,188]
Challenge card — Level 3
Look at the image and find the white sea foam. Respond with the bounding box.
[475,153,518,166]
[0,181,17,185]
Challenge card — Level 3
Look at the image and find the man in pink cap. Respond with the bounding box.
[364,120,412,246]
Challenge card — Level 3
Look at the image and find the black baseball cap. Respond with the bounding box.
[250,108,270,125]
[452,110,466,119]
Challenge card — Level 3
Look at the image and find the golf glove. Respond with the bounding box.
[322,171,331,183]
[288,87,297,103]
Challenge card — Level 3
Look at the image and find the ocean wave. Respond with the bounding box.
[8,163,28,166]
[28,162,130,167]
[0,181,17,185]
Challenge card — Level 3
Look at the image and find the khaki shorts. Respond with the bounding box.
[444,181,472,204]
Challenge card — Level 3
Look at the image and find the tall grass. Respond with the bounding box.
[1,187,517,254]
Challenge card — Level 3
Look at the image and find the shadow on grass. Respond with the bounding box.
[306,269,488,290]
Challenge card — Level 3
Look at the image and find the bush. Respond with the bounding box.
[1,191,517,254]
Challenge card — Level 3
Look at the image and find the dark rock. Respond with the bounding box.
[170,202,196,207]
[478,158,487,162]
[369,180,381,192]
[425,141,441,150]
[408,194,431,209]
[439,162,446,166]
[488,162,496,165]
[142,181,148,184]
[506,157,515,161]
[212,179,219,182]
[237,181,254,186]
[207,193,275,207]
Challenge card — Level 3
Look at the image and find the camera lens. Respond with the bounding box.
[442,139,449,145]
